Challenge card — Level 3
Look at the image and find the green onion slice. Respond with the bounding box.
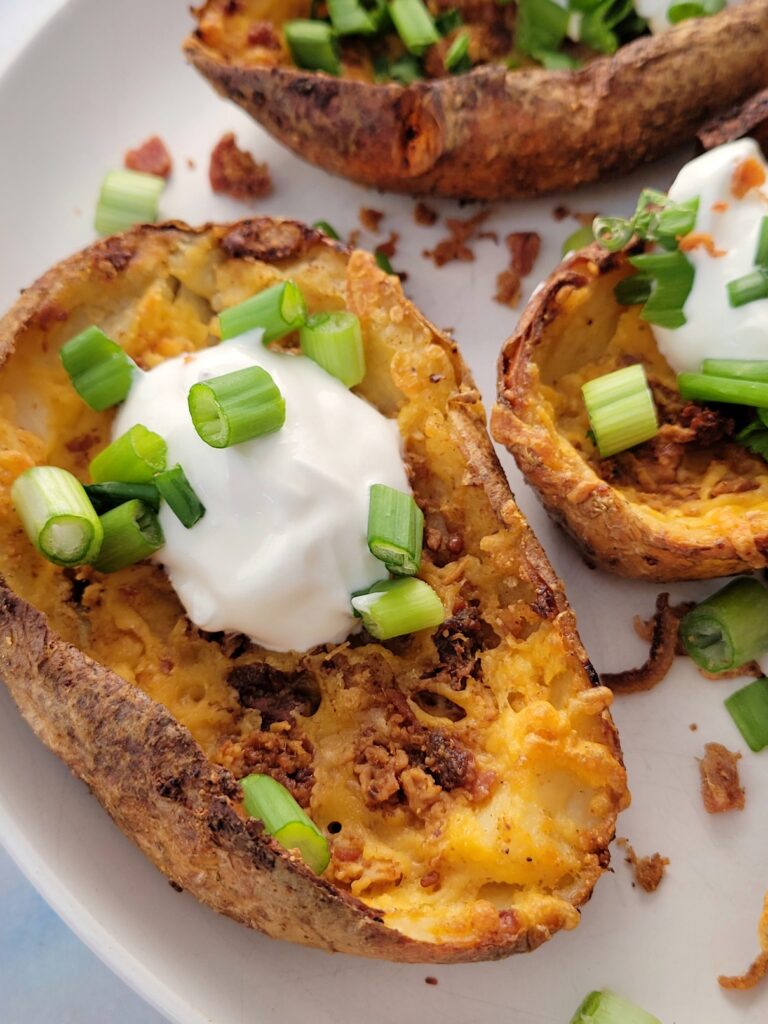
[582,364,658,458]
[677,372,768,407]
[284,20,341,74]
[299,311,366,388]
[60,326,137,412]
[11,466,104,567]
[327,0,386,34]
[561,225,594,257]
[84,481,160,514]
[154,465,206,529]
[515,0,568,57]
[756,216,768,268]
[593,216,634,252]
[374,52,422,84]
[188,366,285,448]
[727,269,768,309]
[89,424,167,484]
[367,484,424,576]
[93,499,164,573]
[219,281,307,343]
[240,774,330,874]
[94,169,164,236]
[569,988,661,1024]
[680,578,768,674]
[628,250,694,329]
[312,220,340,240]
[351,577,444,640]
[444,31,471,72]
[389,0,440,54]
[614,274,653,307]
[702,359,768,382]
[725,677,768,753]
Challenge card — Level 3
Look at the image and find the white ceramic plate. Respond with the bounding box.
[0,2,766,1021]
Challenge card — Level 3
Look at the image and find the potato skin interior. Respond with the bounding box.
[494,245,768,581]
[0,221,627,959]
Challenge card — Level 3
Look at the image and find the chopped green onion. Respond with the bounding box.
[593,216,634,252]
[389,0,440,55]
[284,20,341,74]
[736,418,768,460]
[94,170,164,236]
[93,499,164,573]
[154,465,205,529]
[84,481,160,514]
[351,577,444,639]
[614,274,653,306]
[373,52,422,84]
[579,0,635,54]
[434,8,462,34]
[515,0,568,57]
[562,225,595,256]
[444,31,471,72]
[241,774,330,874]
[532,48,581,69]
[725,677,768,753]
[374,249,395,274]
[60,326,137,412]
[11,466,104,567]
[628,250,694,329]
[89,424,167,484]
[727,269,768,308]
[219,281,307,343]
[756,216,768,268]
[678,372,768,407]
[312,220,340,240]
[327,0,377,34]
[569,988,661,1024]
[680,579,768,674]
[367,484,424,575]
[582,365,658,458]
[188,366,285,448]
[299,311,366,387]
[668,0,724,23]
[702,359,768,382]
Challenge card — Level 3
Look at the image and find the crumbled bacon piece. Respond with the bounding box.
[506,231,541,276]
[602,593,691,694]
[699,742,745,814]
[719,892,768,990]
[552,204,570,221]
[414,201,438,226]
[359,207,384,233]
[617,838,669,893]
[494,269,521,308]
[731,156,766,198]
[247,21,281,48]
[376,230,398,259]
[678,232,726,257]
[423,210,491,267]
[124,135,172,178]
[209,133,272,201]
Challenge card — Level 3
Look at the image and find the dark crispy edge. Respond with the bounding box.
[697,86,768,155]
[492,242,768,581]
[0,220,623,960]
[183,0,768,200]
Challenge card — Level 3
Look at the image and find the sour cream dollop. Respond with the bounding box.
[634,0,740,34]
[114,333,410,652]
[653,138,768,374]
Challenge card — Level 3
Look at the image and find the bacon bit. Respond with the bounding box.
[494,268,521,308]
[478,229,499,243]
[209,133,272,201]
[160,657,175,675]
[506,231,541,276]
[347,228,361,248]
[425,976,439,986]
[719,892,768,990]
[617,838,669,893]
[420,871,440,888]
[712,200,729,213]
[552,204,570,221]
[376,231,398,259]
[186,158,196,170]
[65,432,100,455]
[689,722,698,731]
[731,156,766,199]
[423,210,491,267]
[678,231,726,257]
[359,207,384,233]
[124,135,172,179]
[414,201,438,226]
[247,21,281,48]
[699,742,745,814]
[602,593,691,694]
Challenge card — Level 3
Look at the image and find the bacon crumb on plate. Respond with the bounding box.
[209,132,272,201]
[494,269,521,308]
[699,742,745,814]
[719,892,768,990]
[602,593,691,694]
[422,210,491,267]
[124,135,172,178]
[414,201,438,226]
[506,231,541,276]
[617,838,669,893]
[359,207,384,233]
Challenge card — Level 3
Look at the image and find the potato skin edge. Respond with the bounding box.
[184,0,768,199]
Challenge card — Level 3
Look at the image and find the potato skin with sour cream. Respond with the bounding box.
[0,218,627,961]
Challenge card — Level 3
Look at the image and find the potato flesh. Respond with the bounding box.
[0,234,625,946]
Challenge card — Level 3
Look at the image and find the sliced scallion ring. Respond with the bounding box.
[569,988,661,1024]
[351,577,444,640]
[92,499,164,573]
[592,215,634,252]
[367,484,424,575]
[94,169,164,236]
[60,326,137,412]
[679,578,768,674]
[726,269,768,309]
[89,424,167,484]
[188,366,285,448]
[582,364,658,458]
[725,677,768,753]
[84,481,160,514]
[240,774,330,874]
[388,0,440,54]
[444,31,471,72]
[299,311,366,387]
[11,466,103,566]
[219,281,307,343]
[154,465,206,529]
[284,20,341,74]
[628,250,694,329]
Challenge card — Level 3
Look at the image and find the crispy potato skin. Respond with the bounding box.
[0,221,625,961]
[492,243,768,581]
[184,0,768,199]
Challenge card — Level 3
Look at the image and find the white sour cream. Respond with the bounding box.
[634,0,740,34]
[114,333,410,652]
[652,139,768,374]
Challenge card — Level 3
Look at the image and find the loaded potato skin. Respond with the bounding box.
[0,220,627,961]
[184,0,768,200]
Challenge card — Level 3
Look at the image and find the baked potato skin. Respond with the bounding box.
[492,243,768,582]
[184,0,768,200]
[0,220,626,961]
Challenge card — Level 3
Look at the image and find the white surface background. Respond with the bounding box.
[0,2,766,1023]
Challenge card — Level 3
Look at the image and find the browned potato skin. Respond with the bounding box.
[0,220,621,961]
[184,0,768,200]
[492,243,768,582]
